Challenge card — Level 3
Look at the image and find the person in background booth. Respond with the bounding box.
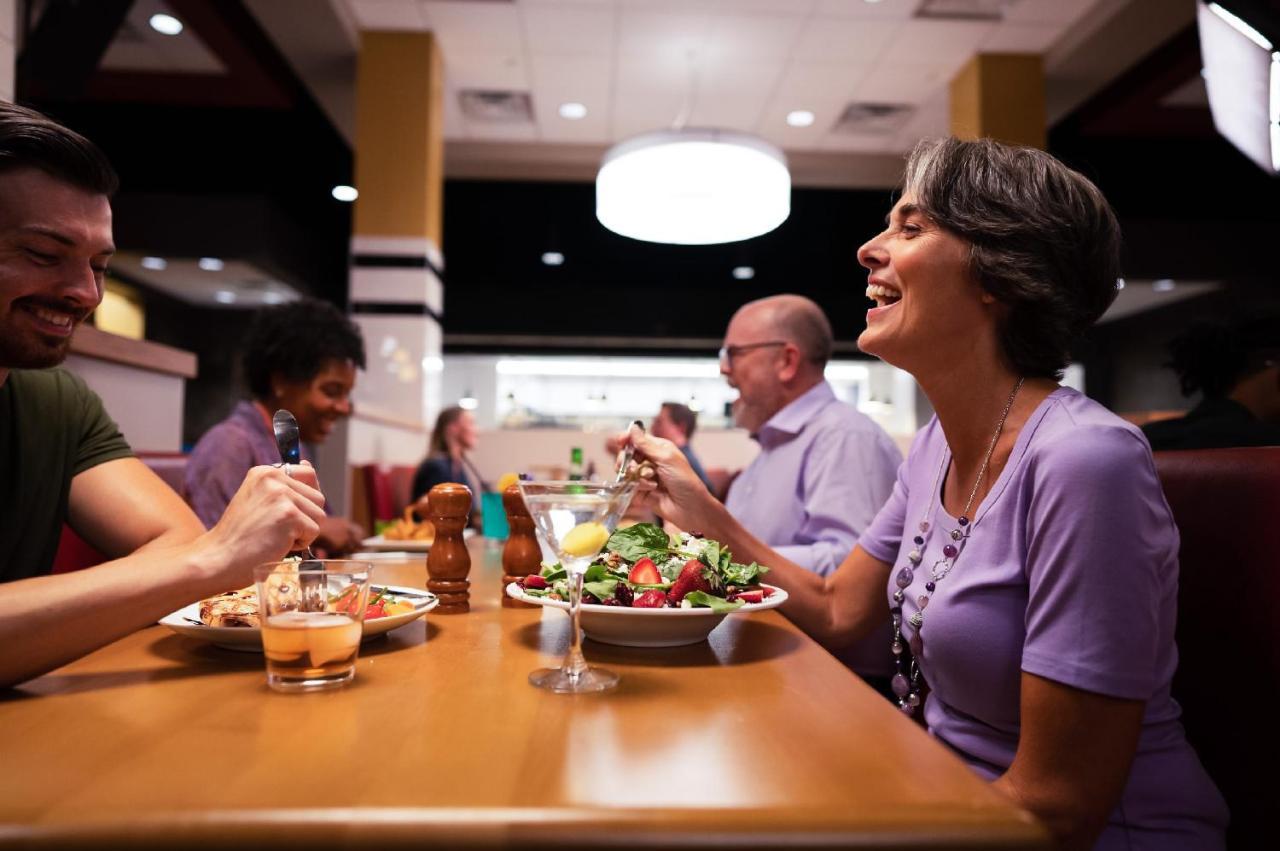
[412,406,486,528]
[184,298,366,555]
[650,402,715,493]
[1143,315,1280,450]
[622,138,1227,849]
[0,102,325,688]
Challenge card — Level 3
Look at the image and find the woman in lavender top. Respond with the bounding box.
[184,299,366,556]
[624,138,1226,849]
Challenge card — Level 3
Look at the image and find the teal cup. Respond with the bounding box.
[480,491,508,539]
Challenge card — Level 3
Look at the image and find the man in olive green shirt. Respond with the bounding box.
[0,102,328,688]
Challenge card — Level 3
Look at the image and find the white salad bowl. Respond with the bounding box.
[505,582,788,647]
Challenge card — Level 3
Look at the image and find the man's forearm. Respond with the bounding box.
[0,537,228,688]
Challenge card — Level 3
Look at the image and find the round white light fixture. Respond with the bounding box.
[198,257,225,271]
[732,265,755,280]
[596,129,791,245]
[558,102,587,120]
[331,184,358,202]
[458,395,479,411]
[541,251,565,266]
[786,110,815,128]
[214,290,237,304]
[140,256,167,271]
[149,13,183,36]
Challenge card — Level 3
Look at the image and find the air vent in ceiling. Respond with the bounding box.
[458,90,534,123]
[833,103,915,136]
[915,0,1011,21]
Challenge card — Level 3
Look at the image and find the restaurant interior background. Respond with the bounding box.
[6,0,1279,518]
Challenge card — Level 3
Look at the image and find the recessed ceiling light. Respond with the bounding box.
[140,256,167,271]
[732,266,755,280]
[786,110,815,128]
[1153,278,1176,292]
[541,251,565,266]
[149,13,183,36]
[331,184,358,202]
[198,257,224,271]
[214,290,237,304]
[1115,278,1126,290]
[558,102,587,120]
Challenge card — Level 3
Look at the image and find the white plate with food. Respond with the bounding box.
[360,527,476,552]
[505,581,787,648]
[159,585,438,652]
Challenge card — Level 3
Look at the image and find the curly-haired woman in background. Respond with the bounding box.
[184,298,367,555]
[1143,315,1280,450]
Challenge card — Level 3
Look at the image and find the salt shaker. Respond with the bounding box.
[424,482,472,614]
[501,483,541,608]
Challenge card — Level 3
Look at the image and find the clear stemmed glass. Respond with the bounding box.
[516,479,639,693]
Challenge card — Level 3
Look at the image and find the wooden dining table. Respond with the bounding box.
[0,538,1046,849]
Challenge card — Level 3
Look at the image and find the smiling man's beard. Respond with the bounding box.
[0,302,88,369]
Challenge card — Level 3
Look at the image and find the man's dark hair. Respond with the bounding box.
[0,101,119,195]
[660,402,698,439]
[902,137,1122,379]
[243,298,366,400]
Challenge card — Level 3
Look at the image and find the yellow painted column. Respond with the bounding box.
[949,53,1046,149]
[347,31,446,468]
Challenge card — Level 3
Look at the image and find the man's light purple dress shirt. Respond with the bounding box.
[725,381,902,677]
[859,387,1227,849]
[184,401,318,529]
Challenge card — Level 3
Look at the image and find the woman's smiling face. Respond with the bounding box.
[855,193,996,375]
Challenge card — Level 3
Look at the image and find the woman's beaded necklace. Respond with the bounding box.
[890,378,1024,716]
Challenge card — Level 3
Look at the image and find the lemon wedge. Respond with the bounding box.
[496,472,519,493]
[561,522,609,558]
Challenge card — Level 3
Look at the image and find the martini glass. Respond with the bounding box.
[517,479,639,693]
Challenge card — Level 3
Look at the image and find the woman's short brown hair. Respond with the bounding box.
[902,137,1122,379]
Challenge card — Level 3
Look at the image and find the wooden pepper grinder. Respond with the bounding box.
[501,483,541,609]
[424,482,472,614]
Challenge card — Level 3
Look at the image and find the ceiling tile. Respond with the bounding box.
[420,1,524,56]
[772,61,871,103]
[529,54,613,142]
[464,119,540,142]
[853,61,950,105]
[610,91,687,138]
[696,55,784,97]
[892,92,950,150]
[520,3,616,56]
[443,50,530,89]
[703,13,808,60]
[814,0,918,21]
[349,0,425,30]
[818,132,899,154]
[881,18,995,67]
[980,22,1060,53]
[613,52,688,96]
[793,17,904,64]
[617,6,712,59]
[1004,0,1100,25]
[442,83,469,138]
[688,96,768,131]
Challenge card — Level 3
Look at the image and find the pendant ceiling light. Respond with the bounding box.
[595,128,791,245]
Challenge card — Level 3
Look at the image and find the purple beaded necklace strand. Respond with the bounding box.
[890,377,1025,716]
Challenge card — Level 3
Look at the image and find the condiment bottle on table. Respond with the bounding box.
[423,483,472,613]
[501,483,540,609]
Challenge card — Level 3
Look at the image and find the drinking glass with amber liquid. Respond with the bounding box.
[253,560,374,693]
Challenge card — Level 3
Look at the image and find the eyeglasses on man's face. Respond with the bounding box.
[718,340,787,368]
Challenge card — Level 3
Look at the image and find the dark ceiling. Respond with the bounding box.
[13,1,1279,363]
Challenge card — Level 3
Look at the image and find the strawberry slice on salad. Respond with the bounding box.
[627,557,662,585]
[667,559,715,605]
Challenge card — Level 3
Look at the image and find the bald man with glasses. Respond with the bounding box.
[718,294,901,688]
